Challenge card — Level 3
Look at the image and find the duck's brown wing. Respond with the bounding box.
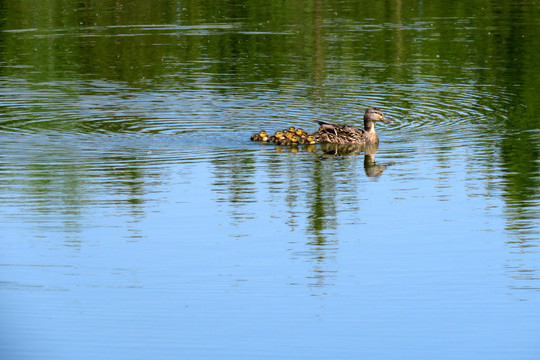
[337,124,364,137]
[313,123,364,144]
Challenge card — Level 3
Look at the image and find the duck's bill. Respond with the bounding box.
[381,117,394,124]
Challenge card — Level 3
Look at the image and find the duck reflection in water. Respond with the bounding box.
[321,142,388,177]
[274,144,317,153]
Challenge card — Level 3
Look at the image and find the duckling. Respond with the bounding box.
[295,128,305,136]
[313,107,393,144]
[298,135,316,145]
[273,131,285,141]
[250,130,268,141]
[284,131,295,140]
[276,137,290,146]
[276,134,300,146]
[268,131,285,143]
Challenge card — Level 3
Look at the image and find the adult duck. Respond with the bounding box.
[314,107,393,144]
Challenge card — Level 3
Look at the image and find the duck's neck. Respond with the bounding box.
[364,119,376,133]
[363,119,379,143]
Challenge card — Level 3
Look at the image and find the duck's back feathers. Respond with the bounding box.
[314,121,368,144]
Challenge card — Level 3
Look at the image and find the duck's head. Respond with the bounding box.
[364,107,393,124]
[284,131,294,139]
[291,135,299,144]
[295,128,305,136]
[288,126,296,132]
[274,131,284,140]
[306,135,316,145]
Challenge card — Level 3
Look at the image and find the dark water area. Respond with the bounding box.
[1,1,539,359]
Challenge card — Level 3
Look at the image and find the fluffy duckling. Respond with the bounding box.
[283,131,295,140]
[272,131,285,142]
[269,131,286,143]
[276,134,300,146]
[250,130,268,142]
[275,137,288,145]
[295,128,305,137]
[298,135,317,145]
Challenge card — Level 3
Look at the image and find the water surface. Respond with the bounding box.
[1,1,539,359]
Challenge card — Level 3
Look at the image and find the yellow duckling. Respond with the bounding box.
[297,134,316,145]
[284,131,295,140]
[268,131,285,143]
[250,130,268,141]
[275,137,289,145]
[276,134,299,146]
[295,128,305,136]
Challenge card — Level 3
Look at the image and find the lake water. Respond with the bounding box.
[1,1,540,359]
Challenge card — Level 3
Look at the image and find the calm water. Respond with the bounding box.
[1,1,540,359]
